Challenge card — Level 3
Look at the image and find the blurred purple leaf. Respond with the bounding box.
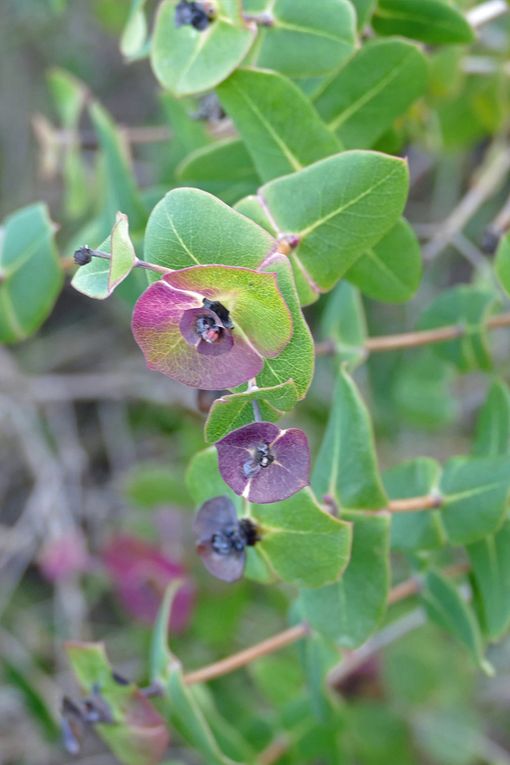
[102,535,194,632]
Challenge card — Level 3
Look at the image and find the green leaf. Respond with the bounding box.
[346,219,422,303]
[255,0,356,78]
[440,456,510,545]
[0,203,63,343]
[166,263,293,359]
[161,93,212,179]
[47,67,87,128]
[143,188,275,272]
[467,520,510,641]
[300,514,390,647]
[350,0,376,29]
[419,286,497,373]
[120,0,149,59]
[251,488,352,588]
[421,570,491,673]
[313,367,388,510]
[495,232,510,296]
[151,0,256,97]
[72,214,137,299]
[204,380,299,444]
[373,0,475,45]
[89,102,147,231]
[65,641,170,765]
[314,39,427,150]
[150,590,239,765]
[473,379,510,457]
[384,458,445,551]
[177,138,259,205]
[319,281,367,367]
[217,68,341,182]
[258,150,409,295]
[256,253,315,398]
[186,447,241,510]
[394,349,457,430]
[109,212,138,291]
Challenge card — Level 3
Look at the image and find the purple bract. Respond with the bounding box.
[194,496,259,582]
[216,422,310,504]
[131,265,293,390]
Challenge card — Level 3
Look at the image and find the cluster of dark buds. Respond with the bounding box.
[61,684,115,754]
[73,246,93,266]
[175,0,215,31]
[194,496,260,582]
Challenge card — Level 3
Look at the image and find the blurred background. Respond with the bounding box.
[2,1,510,764]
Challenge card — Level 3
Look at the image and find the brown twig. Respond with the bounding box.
[316,311,510,357]
[184,624,310,686]
[183,563,470,687]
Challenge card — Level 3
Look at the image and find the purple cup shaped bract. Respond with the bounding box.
[216,422,310,504]
[131,277,264,390]
[194,496,258,582]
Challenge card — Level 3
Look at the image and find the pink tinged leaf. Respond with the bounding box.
[216,423,311,504]
[132,280,262,389]
[101,535,194,632]
[164,265,293,358]
[193,496,246,582]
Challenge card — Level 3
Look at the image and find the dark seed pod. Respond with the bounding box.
[175,1,214,32]
[73,246,93,266]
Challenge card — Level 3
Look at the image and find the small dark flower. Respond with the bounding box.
[175,0,214,31]
[73,246,93,266]
[194,496,259,582]
[216,422,310,504]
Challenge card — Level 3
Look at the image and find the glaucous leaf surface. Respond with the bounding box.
[176,139,259,205]
[151,0,256,96]
[217,68,341,182]
[419,286,497,373]
[216,421,310,503]
[384,458,444,552]
[472,379,510,457]
[300,514,390,647]
[89,102,147,232]
[120,0,149,59]
[258,151,409,298]
[313,367,388,510]
[440,456,510,544]
[372,0,474,45]
[71,236,111,300]
[109,212,137,291]
[319,281,367,367]
[204,380,299,443]
[65,642,169,765]
[150,589,240,765]
[47,68,89,218]
[314,39,427,150]
[256,254,315,398]
[143,188,275,273]
[467,521,510,641]
[495,232,510,296]
[350,0,376,29]
[251,488,352,588]
[254,0,356,78]
[0,204,63,343]
[421,571,491,673]
[132,264,292,389]
[346,219,422,303]
[187,447,241,510]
